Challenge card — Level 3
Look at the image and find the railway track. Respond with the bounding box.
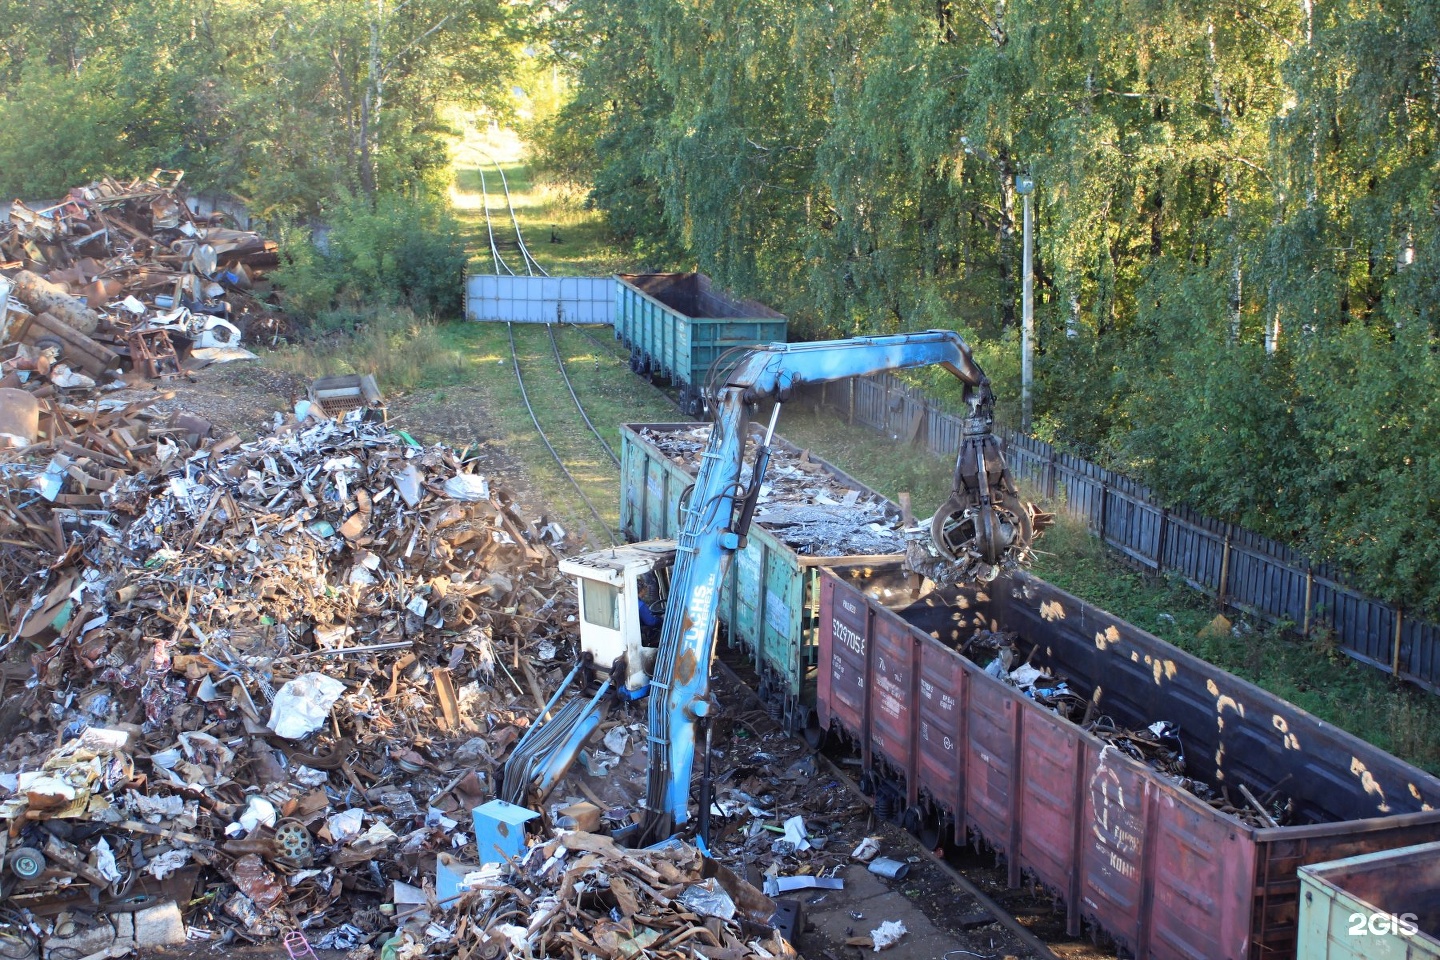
[473,154,641,546]
[506,321,619,547]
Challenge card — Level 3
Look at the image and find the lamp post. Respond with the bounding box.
[1015,172,1035,433]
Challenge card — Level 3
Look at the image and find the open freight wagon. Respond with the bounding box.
[620,422,905,732]
[614,273,787,416]
[1296,840,1440,959]
[815,568,1440,960]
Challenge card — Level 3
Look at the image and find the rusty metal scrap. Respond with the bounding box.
[977,630,1299,829]
[639,424,907,557]
[1,169,285,394]
[0,403,596,950]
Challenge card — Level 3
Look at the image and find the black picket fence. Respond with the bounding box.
[808,372,1440,693]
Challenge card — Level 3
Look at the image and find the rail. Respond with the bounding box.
[548,323,619,468]
[476,166,514,277]
[506,321,618,548]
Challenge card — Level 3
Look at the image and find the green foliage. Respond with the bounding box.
[531,0,1440,617]
[0,64,132,198]
[272,193,468,318]
[0,0,515,215]
[265,306,467,393]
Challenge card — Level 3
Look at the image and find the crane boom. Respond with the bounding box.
[642,330,1034,839]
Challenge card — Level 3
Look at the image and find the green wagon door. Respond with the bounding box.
[759,538,804,699]
[620,437,648,541]
[730,543,763,660]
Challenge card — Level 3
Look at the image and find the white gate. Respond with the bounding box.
[464,275,614,323]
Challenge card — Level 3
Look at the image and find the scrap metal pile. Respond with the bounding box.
[0,169,281,399]
[638,426,905,557]
[969,631,1299,828]
[0,402,817,960]
[441,830,797,960]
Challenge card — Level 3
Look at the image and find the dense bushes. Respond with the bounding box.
[273,193,468,319]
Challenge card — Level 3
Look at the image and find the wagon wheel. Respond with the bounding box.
[802,708,828,750]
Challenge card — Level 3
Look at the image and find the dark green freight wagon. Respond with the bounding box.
[614,273,787,417]
[619,422,906,733]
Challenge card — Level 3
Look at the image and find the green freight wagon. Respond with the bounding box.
[614,273,787,417]
[619,422,906,733]
[1298,843,1440,959]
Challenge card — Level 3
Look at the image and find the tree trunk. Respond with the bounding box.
[997,159,1016,328]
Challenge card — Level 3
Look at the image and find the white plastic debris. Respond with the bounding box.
[355,820,399,845]
[327,808,364,842]
[268,672,346,739]
[146,849,191,880]
[602,726,631,755]
[851,836,882,862]
[443,474,490,502]
[94,837,123,884]
[781,814,811,852]
[870,920,908,951]
[236,796,278,834]
[1008,663,1046,689]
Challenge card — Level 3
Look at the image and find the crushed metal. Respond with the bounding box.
[1,169,285,408]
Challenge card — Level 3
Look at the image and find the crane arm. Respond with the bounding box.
[642,330,1033,840]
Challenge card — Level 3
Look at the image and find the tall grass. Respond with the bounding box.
[265,307,469,393]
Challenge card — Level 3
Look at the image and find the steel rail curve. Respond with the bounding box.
[506,321,619,548]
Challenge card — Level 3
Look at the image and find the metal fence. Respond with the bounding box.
[809,372,1440,693]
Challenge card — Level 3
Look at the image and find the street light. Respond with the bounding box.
[1015,173,1035,433]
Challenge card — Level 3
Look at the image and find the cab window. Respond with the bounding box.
[581,579,619,630]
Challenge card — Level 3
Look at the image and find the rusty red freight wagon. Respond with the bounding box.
[814,568,1440,960]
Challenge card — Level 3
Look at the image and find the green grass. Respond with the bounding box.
[263,307,470,392]
[451,128,632,277]
[411,321,676,548]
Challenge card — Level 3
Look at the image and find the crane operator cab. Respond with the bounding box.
[558,540,676,700]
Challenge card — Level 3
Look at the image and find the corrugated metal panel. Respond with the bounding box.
[1148,786,1255,960]
[465,275,615,323]
[917,636,966,814]
[1017,711,1085,907]
[868,613,916,777]
[816,576,868,739]
[762,547,804,696]
[964,675,1019,860]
